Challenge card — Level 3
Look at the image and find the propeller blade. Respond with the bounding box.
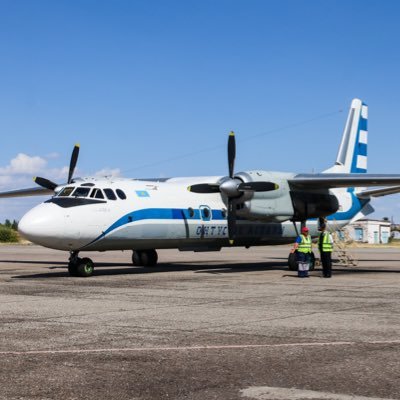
[33,177,58,191]
[188,184,221,193]
[68,144,80,184]
[238,182,279,192]
[227,199,237,242]
[228,131,236,179]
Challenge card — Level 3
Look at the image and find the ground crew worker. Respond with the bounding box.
[318,224,333,278]
[291,226,312,278]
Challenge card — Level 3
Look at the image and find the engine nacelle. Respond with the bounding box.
[232,170,340,223]
[289,190,339,220]
[234,171,295,223]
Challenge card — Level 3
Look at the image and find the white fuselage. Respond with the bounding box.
[17,176,363,252]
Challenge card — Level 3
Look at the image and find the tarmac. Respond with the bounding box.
[0,243,400,400]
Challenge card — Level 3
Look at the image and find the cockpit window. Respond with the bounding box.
[116,189,126,200]
[90,188,105,199]
[58,187,75,197]
[104,188,117,200]
[72,187,91,197]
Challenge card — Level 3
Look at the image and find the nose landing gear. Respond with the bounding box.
[68,251,94,277]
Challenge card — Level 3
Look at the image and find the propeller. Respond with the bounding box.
[67,144,80,184]
[188,132,279,242]
[34,144,80,191]
[33,177,58,191]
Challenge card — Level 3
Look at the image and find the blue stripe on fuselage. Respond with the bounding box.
[83,208,227,248]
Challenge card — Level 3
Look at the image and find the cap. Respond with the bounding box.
[301,227,309,233]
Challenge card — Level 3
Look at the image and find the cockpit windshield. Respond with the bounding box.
[72,187,91,197]
[90,188,104,199]
[55,185,126,201]
[58,187,75,197]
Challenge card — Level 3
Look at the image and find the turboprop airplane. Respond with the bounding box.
[1,98,400,277]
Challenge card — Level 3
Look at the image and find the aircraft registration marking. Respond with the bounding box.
[196,225,227,236]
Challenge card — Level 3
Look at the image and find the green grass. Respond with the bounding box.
[0,226,19,243]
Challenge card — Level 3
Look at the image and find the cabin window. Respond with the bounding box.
[90,188,105,199]
[199,205,212,221]
[58,187,75,197]
[72,187,91,197]
[116,189,127,200]
[104,188,117,200]
[188,207,195,218]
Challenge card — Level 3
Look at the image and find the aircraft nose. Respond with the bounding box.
[18,203,65,249]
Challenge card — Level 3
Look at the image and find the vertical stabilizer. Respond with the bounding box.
[325,98,368,173]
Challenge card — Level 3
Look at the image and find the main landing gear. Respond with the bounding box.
[68,251,94,277]
[132,250,158,267]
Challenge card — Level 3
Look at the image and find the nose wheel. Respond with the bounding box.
[68,252,95,277]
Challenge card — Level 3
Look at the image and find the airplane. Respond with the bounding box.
[1,98,400,277]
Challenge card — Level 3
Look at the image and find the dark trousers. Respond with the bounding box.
[320,252,332,277]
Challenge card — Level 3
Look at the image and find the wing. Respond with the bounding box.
[288,173,400,189]
[0,187,53,198]
[357,186,400,198]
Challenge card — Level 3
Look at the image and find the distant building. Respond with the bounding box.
[343,218,391,244]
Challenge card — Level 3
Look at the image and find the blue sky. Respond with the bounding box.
[1,0,400,221]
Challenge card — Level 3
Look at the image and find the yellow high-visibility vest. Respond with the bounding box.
[319,232,333,252]
[298,235,312,253]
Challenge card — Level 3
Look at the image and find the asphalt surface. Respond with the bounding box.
[0,244,400,400]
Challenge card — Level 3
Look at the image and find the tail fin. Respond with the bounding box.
[325,98,368,174]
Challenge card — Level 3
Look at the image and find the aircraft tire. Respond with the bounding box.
[76,257,94,277]
[132,251,143,266]
[141,250,158,267]
[288,252,297,271]
[132,250,158,266]
[288,251,315,271]
[68,260,80,277]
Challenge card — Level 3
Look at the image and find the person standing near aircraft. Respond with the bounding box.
[318,224,334,278]
[291,226,312,278]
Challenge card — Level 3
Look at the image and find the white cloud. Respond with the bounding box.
[45,152,60,159]
[48,166,70,181]
[0,153,47,175]
[0,153,69,192]
[94,168,121,178]
[0,175,13,186]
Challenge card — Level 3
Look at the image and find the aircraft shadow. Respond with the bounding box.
[12,260,290,279]
[10,259,400,279]
[0,260,67,266]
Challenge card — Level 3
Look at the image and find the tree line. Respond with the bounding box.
[0,219,19,242]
